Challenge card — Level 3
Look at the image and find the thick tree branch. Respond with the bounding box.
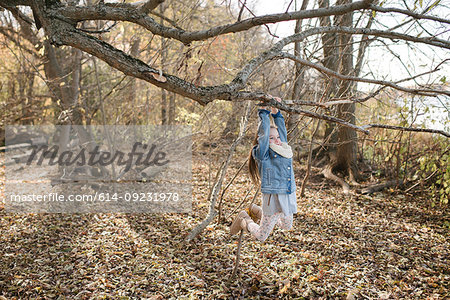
[48,0,375,44]
[40,18,450,134]
[52,27,370,133]
[18,1,446,136]
[0,0,31,8]
[234,92,369,134]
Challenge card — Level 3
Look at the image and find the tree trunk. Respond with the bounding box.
[319,0,339,155]
[221,101,243,140]
[320,0,359,190]
[127,37,140,124]
[168,92,176,124]
[287,0,309,146]
[335,0,358,183]
[160,4,168,125]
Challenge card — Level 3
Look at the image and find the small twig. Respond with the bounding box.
[135,0,165,14]
[150,11,183,30]
[218,158,249,223]
[225,185,259,221]
[230,230,244,279]
[93,57,117,187]
[280,52,450,97]
[285,0,295,13]
[237,0,246,22]
[186,101,252,242]
[369,4,450,25]
[237,0,279,38]
[78,21,117,33]
[301,119,320,197]
[405,170,438,193]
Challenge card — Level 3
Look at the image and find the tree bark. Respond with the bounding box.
[159,3,168,125]
[316,0,360,191]
[335,0,359,183]
[287,0,308,145]
[319,0,339,156]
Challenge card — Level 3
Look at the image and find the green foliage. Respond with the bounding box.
[358,91,449,207]
[418,142,450,206]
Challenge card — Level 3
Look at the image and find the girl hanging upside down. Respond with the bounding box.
[230,97,297,242]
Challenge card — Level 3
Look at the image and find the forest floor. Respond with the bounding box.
[0,147,449,299]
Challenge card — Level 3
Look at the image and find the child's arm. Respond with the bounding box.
[253,108,271,160]
[271,110,287,143]
[266,96,287,143]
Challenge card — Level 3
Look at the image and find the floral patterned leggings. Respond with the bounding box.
[247,212,293,242]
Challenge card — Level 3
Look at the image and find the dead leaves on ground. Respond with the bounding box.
[0,152,448,299]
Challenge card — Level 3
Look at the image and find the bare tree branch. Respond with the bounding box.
[237,0,278,38]
[284,26,450,50]
[363,124,450,138]
[29,10,446,134]
[49,0,375,44]
[354,9,374,77]
[280,52,450,97]
[4,0,448,137]
[133,0,165,14]
[0,27,39,56]
[239,93,369,134]
[0,0,32,9]
[186,101,253,241]
[149,11,183,30]
[369,4,450,25]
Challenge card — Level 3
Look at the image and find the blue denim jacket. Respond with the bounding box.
[252,109,296,194]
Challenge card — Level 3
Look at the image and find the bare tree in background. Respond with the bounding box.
[317,0,359,192]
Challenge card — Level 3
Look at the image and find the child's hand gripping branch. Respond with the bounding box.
[259,96,281,115]
[230,96,297,242]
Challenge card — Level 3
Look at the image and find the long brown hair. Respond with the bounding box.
[248,133,260,185]
[248,124,278,185]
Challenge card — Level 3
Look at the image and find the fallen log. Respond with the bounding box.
[358,180,406,194]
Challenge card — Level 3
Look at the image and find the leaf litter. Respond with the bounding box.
[0,151,448,299]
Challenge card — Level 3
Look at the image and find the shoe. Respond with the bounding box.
[249,204,262,223]
[230,210,254,235]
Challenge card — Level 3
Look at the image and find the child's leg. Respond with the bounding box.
[247,212,282,242]
[277,213,294,230]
